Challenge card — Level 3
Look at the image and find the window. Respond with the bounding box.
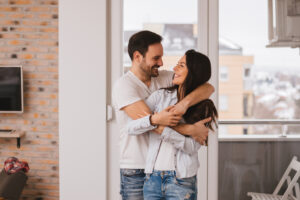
[219,95,228,111]
[123,0,198,73]
[220,66,228,81]
[243,94,249,117]
[243,65,251,78]
[219,125,228,135]
[219,0,300,136]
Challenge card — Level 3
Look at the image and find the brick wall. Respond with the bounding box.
[0,0,59,199]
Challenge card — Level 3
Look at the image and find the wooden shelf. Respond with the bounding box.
[0,130,25,148]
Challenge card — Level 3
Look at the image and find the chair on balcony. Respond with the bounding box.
[247,156,300,200]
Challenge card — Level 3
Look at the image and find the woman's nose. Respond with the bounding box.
[173,65,178,71]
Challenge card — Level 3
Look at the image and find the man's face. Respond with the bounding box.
[140,43,163,77]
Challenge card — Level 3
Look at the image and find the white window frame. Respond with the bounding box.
[109,0,219,199]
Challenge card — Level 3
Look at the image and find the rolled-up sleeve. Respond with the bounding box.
[126,115,157,135]
[161,127,201,154]
[125,90,162,135]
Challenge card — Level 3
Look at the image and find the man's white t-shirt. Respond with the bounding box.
[113,70,173,169]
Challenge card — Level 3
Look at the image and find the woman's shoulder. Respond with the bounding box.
[157,88,177,98]
[148,88,169,98]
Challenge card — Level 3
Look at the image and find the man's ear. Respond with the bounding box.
[133,51,143,63]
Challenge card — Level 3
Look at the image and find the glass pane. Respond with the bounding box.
[219,0,300,136]
[219,1,300,200]
[219,140,300,200]
[123,0,198,73]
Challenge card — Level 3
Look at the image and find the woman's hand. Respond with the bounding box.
[151,105,181,126]
[169,101,189,116]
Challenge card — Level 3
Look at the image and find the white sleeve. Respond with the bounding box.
[144,90,162,112]
[161,127,201,154]
[112,79,143,110]
[126,115,157,135]
[125,90,162,135]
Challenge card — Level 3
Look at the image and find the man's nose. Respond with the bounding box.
[158,58,163,66]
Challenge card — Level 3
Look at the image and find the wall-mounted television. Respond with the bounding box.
[0,66,24,113]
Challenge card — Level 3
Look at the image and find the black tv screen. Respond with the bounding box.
[0,66,23,113]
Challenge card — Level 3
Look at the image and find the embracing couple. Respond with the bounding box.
[113,30,218,200]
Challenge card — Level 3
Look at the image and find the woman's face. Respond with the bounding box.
[172,55,188,85]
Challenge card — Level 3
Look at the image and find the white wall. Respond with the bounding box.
[107,0,123,199]
[59,0,107,199]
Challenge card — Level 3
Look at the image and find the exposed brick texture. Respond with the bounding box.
[0,0,58,199]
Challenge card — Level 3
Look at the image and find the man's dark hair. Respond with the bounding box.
[128,30,162,60]
[183,99,218,131]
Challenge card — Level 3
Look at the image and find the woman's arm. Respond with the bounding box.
[125,90,180,135]
[126,106,181,135]
[159,126,202,154]
[126,115,156,135]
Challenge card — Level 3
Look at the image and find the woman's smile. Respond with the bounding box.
[174,74,180,78]
[172,55,188,85]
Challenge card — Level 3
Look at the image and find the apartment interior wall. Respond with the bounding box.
[0,0,59,199]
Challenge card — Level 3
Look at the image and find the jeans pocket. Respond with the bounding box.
[175,176,196,188]
[121,169,144,177]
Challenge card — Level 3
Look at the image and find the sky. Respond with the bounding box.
[124,0,300,70]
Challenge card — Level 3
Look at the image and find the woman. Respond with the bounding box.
[126,49,218,200]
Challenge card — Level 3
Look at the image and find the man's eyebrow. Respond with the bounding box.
[178,61,186,65]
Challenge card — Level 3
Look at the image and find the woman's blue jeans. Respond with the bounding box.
[143,170,197,200]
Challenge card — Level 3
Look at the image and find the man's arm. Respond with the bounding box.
[171,83,215,116]
[153,117,211,145]
[122,100,152,120]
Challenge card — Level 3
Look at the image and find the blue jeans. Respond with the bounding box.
[120,169,145,200]
[143,170,197,200]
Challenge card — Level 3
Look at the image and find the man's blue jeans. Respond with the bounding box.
[120,169,145,200]
[143,170,197,200]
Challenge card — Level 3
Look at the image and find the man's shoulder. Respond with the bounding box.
[158,70,173,78]
[114,72,135,89]
[116,71,132,83]
[151,70,174,89]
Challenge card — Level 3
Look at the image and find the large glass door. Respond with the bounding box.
[108,0,214,199]
[218,0,300,199]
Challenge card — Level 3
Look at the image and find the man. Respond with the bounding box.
[113,30,214,199]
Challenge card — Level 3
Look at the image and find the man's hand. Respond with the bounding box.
[151,106,181,126]
[189,117,212,145]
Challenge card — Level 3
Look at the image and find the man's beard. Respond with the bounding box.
[141,63,160,77]
[150,65,160,77]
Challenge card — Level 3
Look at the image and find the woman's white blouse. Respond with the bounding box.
[125,89,202,178]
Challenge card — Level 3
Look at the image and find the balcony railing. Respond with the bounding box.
[218,119,300,141]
